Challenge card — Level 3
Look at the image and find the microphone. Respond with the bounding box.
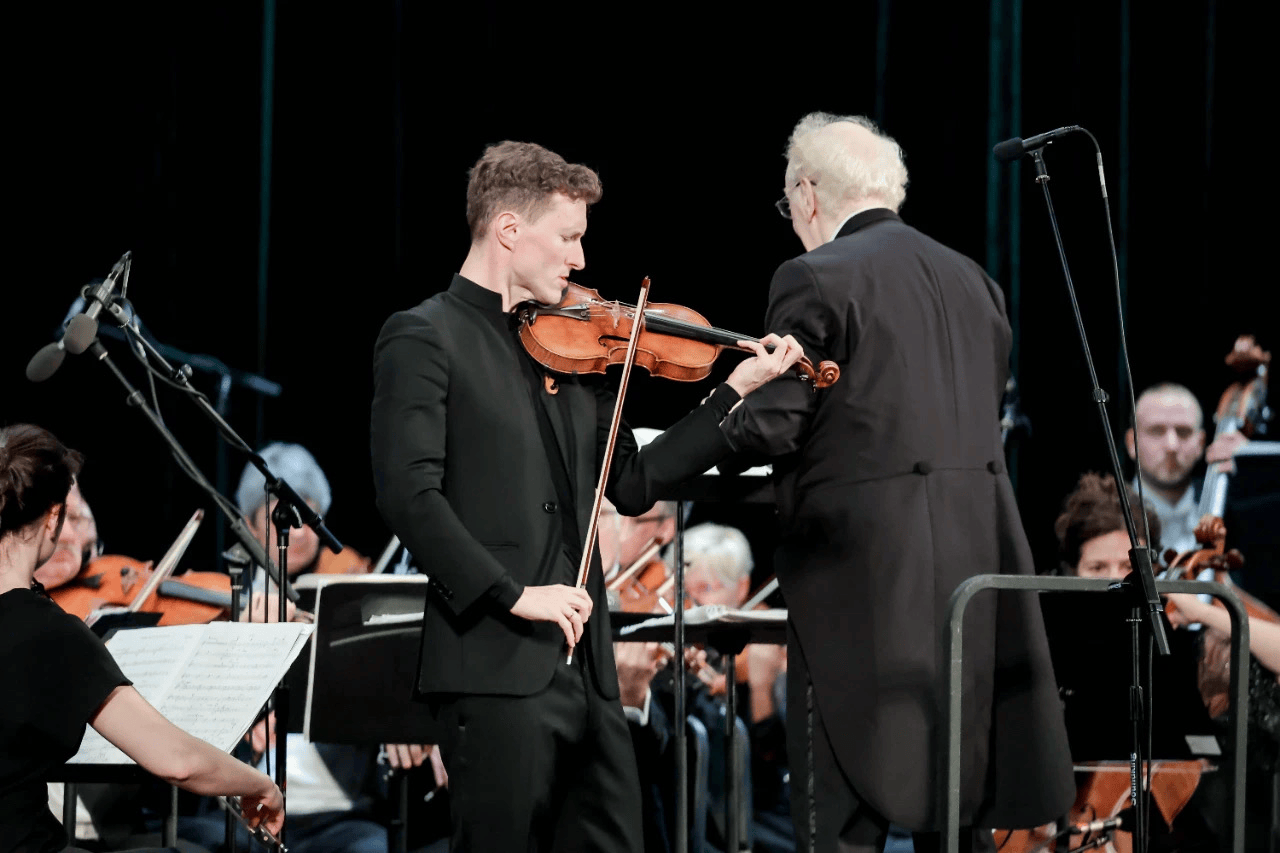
[65,251,131,354]
[26,253,131,382]
[993,126,1081,162]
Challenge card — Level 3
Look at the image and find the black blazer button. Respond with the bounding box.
[912,461,933,475]
[543,501,557,513]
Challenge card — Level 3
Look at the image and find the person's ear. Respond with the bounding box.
[1124,427,1136,460]
[1193,428,1206,456]
[45,504,65,540]
[797,179,818,223]
[736,575,751,603]
[494,211,520,251]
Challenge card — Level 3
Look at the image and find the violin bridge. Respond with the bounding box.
[606,300,622,329]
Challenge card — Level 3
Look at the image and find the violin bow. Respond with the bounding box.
[568,277,653,664]
[125,508,205,614]
[605,539,662,591]
[219,795,286,853]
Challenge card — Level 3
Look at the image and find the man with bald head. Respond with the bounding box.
[1124,382,1246,553]
[720,113,1074,852]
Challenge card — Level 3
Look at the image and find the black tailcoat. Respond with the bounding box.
[722,210,1075,831]
[371,275,738,700]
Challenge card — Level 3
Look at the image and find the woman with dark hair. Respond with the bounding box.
[0,424,284,853]
[1054,471,1280,850]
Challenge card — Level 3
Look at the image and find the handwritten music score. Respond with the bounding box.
[70,623,313,764]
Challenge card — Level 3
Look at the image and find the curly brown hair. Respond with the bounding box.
[1053,472,1162,574]
[465,141,602,242]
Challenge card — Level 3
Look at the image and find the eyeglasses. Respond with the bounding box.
[774,178,815,220]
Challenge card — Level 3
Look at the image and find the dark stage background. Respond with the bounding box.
[5,2,1272,594]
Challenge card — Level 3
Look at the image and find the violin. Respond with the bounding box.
[517,282,841,389]
[51,510,239,625]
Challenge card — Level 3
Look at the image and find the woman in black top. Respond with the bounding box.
[0,424,284,853]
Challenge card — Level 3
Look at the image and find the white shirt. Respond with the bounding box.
[1136,478,1199,555]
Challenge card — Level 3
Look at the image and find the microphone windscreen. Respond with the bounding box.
[992,137,1026,163]
[26,341,66,382]
[64,314,99,355]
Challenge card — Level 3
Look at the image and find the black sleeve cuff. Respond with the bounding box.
[487,574,525,611]
[704,383,742,422]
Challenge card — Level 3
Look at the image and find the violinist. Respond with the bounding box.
[235,442,370,595]
[370,139,804,853]
[718,113,1074,853]
[177,442,423,853]
[0,423,283,853]
[32,481,99,592]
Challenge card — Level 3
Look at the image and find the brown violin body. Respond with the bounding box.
[50,556,235,625]
[50,554,154,620]
[518,283,840,388]
[615,558,673,614]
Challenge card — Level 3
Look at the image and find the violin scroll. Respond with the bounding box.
[799,358,841,389]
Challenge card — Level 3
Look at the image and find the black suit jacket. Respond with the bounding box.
[722,210,1074,830]
[371,275,738,699]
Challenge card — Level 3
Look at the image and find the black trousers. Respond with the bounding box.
[432,647,643,853]
[785,622,992,853]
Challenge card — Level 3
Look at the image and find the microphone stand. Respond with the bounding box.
[85,339,286,592]
[97,300,348,850]
[1025,147,1169,853]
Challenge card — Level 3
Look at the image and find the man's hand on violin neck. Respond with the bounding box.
[510,584,594,650]
[726,333,805,397]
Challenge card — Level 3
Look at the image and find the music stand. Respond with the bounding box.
[617,606,785,852]
[1039,592,1219,762]
[303,576,440,853]
[90,610,162,639]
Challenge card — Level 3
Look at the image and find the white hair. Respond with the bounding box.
[680,523,753,588]
[785,112,908,213]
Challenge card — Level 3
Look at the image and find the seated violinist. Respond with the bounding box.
[178,441,436,853]
[32,480,101,592]
[235,442,370,590]
[682,523,793,853]
[1,423,283,853]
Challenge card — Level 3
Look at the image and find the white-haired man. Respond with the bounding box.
[720,113,1075,853]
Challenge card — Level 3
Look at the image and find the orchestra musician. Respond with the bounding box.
[1053,471,1280,850]
[0,423,284,853]
[370,139,804,852]
[1123,383,1248,553]
[718,113,1075,853]
[31,481,99,592]
[178,442,429,853]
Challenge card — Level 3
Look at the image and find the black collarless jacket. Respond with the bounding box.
[722,210,1074,830]
[371,275,738,698]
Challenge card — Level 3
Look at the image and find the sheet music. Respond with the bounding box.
[70,623,313,764]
